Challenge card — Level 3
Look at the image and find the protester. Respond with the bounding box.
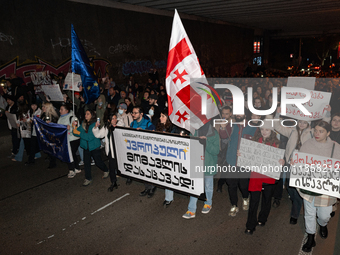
[155,109,175,207]
[330,113,340,144]
[296,121,340,252]
[182,120,220,219]
[93,113,119,191]
[226,111,257,217]
[58,104,81,178]
[73,109,109,186]
[40,102,59,168]
[117,103,132,127]
[130,106,156,196]
[274,105,331,224]
[243,119,285,234]
[12,102,31,162]
[215,106,233,193]
[5,95,20,158]
[25,101,42,165]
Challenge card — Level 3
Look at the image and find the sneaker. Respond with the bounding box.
[79,161,84,166]
[91,160,95,166]
[228,205,239,217]
[201,204,212,214]
[11,158,17,162]
[68,171,76,178]
[7,153,16,159]
[102,171,109,179]
[182,211,195,219]
[75,169,81,174]
[83,179,92,186]
[243,198,250,211]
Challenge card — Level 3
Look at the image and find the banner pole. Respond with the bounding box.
[72,72,75,115]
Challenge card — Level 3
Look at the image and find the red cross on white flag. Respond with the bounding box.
[166,9,219,133]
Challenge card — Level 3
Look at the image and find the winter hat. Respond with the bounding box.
[119,103,127,110]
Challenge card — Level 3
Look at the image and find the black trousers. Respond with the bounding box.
[108,155,117,183]
[226,167,250,206]
[11,128,20,154]
[273,173,284,200]
[84,148,108,180]
[28,135,40,163]
[67,139,80,170]
[246,184,275,230]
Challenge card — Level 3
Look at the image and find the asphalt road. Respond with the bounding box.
[0,129,339,255]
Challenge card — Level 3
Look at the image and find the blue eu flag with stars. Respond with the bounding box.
[71,24,100,104]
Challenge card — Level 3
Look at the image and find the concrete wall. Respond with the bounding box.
[1,0,254,83]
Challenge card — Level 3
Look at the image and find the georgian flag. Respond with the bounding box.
[166,10,219,133]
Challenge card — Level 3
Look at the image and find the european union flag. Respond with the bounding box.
[71,24,100,104]
[33,116,73,163]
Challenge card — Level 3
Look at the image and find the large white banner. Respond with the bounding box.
[237,138,285,180]
[113,128,205,196]
[42,84,64,101]
[284,90,331,121]
[289,151,340,198]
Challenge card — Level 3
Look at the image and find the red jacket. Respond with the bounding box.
[248,137,277,192]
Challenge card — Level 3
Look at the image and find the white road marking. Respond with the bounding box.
[91,193,130,215]
[36,193,129,245]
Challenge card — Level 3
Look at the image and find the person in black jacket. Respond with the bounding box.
[5,95,20,158]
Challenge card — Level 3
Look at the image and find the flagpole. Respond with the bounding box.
[72,72,75,115]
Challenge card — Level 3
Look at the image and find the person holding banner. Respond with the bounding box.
[274,105,331,225]
[155,109,175,207]
[93,113,119,191]
[295,121,340,252]
[130,106,156,197]
[243,119,285,234]
[41,102,59,169]
[73,109,109,186]
[182,121,220,219]
[58,103,81,178]
[226,112,257,217]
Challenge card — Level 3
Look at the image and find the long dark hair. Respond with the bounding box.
[252,128,280,147]
[156,109,172,132]
[295,120,310,150]
[83,109,97,132]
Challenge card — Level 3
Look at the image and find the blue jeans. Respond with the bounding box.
[304,197,332,234]
[188,176,214,213]
[15,139,41,162]
[78,146,84,161]
[14,139,25,161]
[165,189,174,202]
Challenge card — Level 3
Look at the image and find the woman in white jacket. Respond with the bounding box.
[93,113,119,191]
[274,105,331,224]
[58,104,81,178]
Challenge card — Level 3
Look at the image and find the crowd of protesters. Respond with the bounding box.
[1,67,340,253]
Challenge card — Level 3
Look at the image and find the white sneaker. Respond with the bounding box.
[68,171,76,178]
[83,179,92,186]
[75,169,81,174]
[228,205,239,217]
[79,161,84,166]
[102,171,109,179]
[242,198,250,211]
[91,160,95,166]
